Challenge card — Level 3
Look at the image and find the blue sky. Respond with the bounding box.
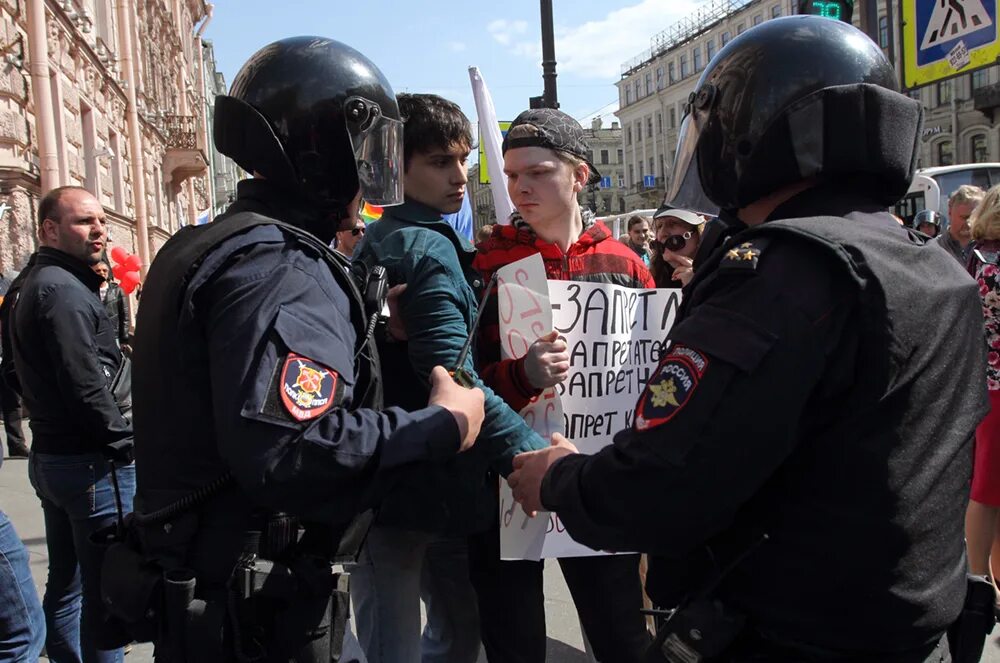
[202,0,698,137]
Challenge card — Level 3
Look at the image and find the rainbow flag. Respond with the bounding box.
[361,202,383,224]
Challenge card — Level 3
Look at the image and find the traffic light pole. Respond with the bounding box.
[540,0,558,109]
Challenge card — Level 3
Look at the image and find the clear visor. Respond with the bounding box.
[665,111,718,216]
[350,113,404,207]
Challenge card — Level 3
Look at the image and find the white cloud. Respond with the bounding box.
[493,0,699,80]
[488,19,529,46]
[448,41,467,52]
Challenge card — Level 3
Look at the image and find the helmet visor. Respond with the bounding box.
[665,111,717,216]
[350,112,404,207]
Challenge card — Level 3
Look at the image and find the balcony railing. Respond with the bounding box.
[164,114,198,150]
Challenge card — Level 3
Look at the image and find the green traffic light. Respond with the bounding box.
[798,0,853,22]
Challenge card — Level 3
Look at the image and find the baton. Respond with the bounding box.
[449,272,498,388]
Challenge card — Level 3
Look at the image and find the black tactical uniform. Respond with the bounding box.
[537,17,988,662]
[122,37,466,663]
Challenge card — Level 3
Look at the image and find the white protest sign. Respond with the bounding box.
[496,254,682,559]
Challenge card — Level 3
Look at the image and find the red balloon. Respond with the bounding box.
[110,246,127,265]
[123,254,141,271]
[111,264,128,281]
[119,270,140,295]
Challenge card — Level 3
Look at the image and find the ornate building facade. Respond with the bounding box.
[0,0,217,276]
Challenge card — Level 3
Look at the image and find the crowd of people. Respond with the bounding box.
[2,13,1000,663]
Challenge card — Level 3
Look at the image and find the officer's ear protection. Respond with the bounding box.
[735,83,923,208]
[214,95,298,191]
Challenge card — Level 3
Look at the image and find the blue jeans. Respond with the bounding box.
[349,526,481,663]
[0,509,45,661]
[28,452,135,663]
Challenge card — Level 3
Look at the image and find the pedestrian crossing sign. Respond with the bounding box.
[903,0,1000,88]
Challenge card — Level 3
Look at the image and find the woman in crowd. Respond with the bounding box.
[470,108,653,663]
[965,184,1000,589]
[649,205,705,288]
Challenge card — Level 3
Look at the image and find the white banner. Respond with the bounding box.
[496,254,682,559]
[468,67,514,225]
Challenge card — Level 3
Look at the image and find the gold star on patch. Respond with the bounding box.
[726,249,740,260]
[740,242,753,248]
[650,378,680,408]
[741,249,755,260]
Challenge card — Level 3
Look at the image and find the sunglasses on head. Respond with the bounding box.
[653,230,693,253]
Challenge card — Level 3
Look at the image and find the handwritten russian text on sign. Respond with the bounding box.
[496,254,682,559]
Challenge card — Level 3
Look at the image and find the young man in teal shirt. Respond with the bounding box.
[351,94,547,663]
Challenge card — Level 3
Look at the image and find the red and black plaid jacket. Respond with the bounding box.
[473,220,655,412]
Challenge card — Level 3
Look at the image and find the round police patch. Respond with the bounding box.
[634,354,700,432]
[279,353,338,422]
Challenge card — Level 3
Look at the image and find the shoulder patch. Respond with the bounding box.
[277,353,339,422]
[633,345,708,432]
[719,238,769,272]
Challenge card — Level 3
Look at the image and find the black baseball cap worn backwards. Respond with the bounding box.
[502,108,601,185]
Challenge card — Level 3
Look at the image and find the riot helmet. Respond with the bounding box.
[914,209,941,237]
[214,37,404,221]
[666,15,922,214]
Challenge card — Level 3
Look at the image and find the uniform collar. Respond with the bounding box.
[766,182,886,222]
[36,247,104,292]
[233,179,336,243]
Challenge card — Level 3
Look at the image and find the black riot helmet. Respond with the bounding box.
[914,209,941,235]
[667,15,923,214]
[214,37,404,219]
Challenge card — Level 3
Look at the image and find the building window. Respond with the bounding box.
[656,113,662,133]
[600,149,609,164]
[680,53,689,78]
[634,80,641,99]
[707,38,716,62]
[626,87,632,105]
[938,80,952,105]
[753,14,763,25]
[737,22,746,34]
[878,16,888,48]
[973,68,990,90]
[646,117,653,138]
[648,157,654,177]
[656,66,664,89]
[693,46,703,71]
[938,140,954,166]
[636,121,643,142]
[670,107,676,128]
[659,154,665,177]
[721,31,732,46]
[972,134,989,162]
[628,164,634,187]
[627,126,632,144]
[619,198,626,213]
[617,148,623,163]
[771,5,781,18]
[645,72,652,96]
[668,61,676,84]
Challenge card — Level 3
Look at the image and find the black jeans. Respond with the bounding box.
[469,518,651,663]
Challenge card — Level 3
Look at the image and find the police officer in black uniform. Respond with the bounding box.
[508,16,988,662]
[125,37,485,662]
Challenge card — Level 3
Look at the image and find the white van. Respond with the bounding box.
[894,163,1000,226]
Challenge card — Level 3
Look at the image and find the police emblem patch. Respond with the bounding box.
[633,346,707,432]
[279,353,337,421]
